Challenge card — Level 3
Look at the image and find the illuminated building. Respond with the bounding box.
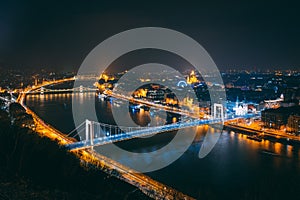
[261,106,300,130]
[133,88,148,98]
[165,97,178,105]
[146,89,165,101]
[186,70,198,84]
[99,73,115,82]
[264,94,284,109]
[287,115,300,135]
[233,97,248,116]
[183,96,193,106]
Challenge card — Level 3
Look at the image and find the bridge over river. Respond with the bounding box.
[16,77,259,200]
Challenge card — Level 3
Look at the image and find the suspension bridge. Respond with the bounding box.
[65,103,258,150]
[14,77,263,200]
[66,118,222,150]
[15,77,201,199]
[27,85,97,94]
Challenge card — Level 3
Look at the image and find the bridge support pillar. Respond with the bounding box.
[40,87,44,95]
[85,119,94,149]
[213,103,224,123]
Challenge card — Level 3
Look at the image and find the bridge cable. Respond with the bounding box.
[67,121,86,137]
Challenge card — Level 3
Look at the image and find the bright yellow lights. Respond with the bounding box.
[133,88,148,98]
[172,117,177,123]
[100,73,115,82]
[165,98,178,105]
[186,70,198,84]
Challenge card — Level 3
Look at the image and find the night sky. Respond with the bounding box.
[0,0,299,72]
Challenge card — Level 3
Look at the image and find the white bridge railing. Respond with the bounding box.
[65,113,258,150]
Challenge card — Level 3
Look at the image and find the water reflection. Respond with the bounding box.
[25,93,300,199]
[26,93,300,162]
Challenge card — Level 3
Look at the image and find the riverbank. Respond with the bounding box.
[224,122,300,146]
[0,110,151,200]
[17,80,195,200]
[22,93,300,200]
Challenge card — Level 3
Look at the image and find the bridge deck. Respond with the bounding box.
[66,119,219,150]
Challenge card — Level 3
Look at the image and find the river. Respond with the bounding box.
[25,93,300,199]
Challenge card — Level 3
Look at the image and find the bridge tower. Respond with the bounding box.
[213,103,224,123]
[40,87,44,95]
[85,119,94,148]
[79,85,83,93]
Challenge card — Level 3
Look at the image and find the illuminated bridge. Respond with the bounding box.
[0,96,13,102]
[17,77,198,200]
[65,112,258,150]
[27,85,97,94]
[0,92,17,109]
[16,77,261,200]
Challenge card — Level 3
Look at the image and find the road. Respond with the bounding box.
[225,119,300,142]
[67,118,225,150]
[17,78,195,200]
[104,90,204,119]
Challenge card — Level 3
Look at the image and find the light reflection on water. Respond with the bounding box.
[26,93,300,199]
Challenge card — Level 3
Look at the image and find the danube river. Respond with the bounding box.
[26,93,300,199]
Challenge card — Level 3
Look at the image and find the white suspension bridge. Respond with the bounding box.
[65,104,258,150]
[13,77,262,200]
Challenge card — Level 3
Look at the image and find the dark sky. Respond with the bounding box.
[0,0,299,72]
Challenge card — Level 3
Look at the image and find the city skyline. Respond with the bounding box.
[0,1,299,199]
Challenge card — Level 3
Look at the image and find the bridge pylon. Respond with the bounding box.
[85,119,94,149]
[213,103,225,123]
[40,87,44,95]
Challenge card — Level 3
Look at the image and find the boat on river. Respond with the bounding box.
[247,135,262,142]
